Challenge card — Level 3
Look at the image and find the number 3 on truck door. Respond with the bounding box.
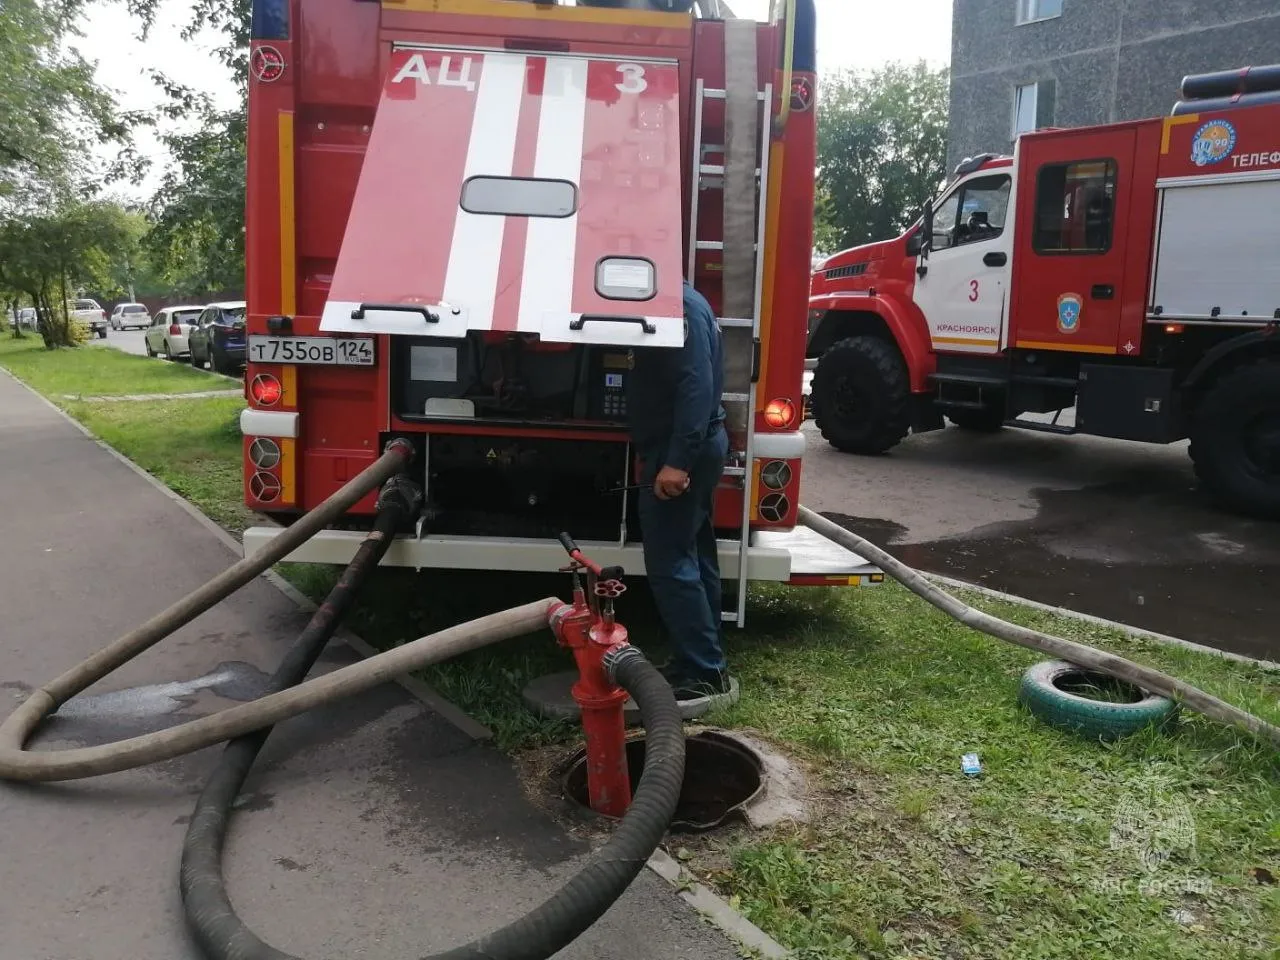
[615,63,647,95]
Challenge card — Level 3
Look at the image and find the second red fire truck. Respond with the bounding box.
[810,66,1280,520]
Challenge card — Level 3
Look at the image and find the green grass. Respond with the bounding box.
[63,396,258,533]
[0,334,232,397]
[9,341,1279,959]
[698,585,1280,960]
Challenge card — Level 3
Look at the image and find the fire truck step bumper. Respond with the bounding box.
[242,526,882,585]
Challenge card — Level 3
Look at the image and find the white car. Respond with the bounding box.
[110,302,151,330]
[67,298,108,339]
[144,305,204,361]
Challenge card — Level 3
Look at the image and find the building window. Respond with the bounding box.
[1017,0,1063,24]
[1032,159,1117,254]
[930,174,1013,251]
[1012,80,1056,137]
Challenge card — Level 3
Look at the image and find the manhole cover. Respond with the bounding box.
[561,730,764,832]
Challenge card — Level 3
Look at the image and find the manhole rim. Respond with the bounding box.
[557,727,767,832]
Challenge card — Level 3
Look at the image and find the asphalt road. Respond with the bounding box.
[801,420,1280,662]
[94,326,150,356]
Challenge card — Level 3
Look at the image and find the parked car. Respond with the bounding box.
[188,301,248,374]
[144,305,204,360]
[18,307,36,329]
[110,302,151,330]
[67,298,108,339]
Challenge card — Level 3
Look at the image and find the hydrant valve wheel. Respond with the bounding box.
[595,580,627,599]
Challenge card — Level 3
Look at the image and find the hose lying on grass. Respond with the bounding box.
[798,505,1280,749]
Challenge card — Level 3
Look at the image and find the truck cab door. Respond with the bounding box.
[912,172,1014,354]
[1011,128,1137,354]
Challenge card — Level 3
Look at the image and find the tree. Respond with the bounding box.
[0,201,134,347]
[145,105,246,294]
[129,0,250,294]
[815,62,950,253]
[0,0,126,198]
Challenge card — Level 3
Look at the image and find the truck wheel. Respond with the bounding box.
[1189,360,1280,519]
[947,407,1006,432]
[812,336,911,454]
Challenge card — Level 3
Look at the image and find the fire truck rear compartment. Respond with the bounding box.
[421,434,632,542]
[392,334,632,425]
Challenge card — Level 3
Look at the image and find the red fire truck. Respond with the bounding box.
[238,0,879,627]
[808,67,1280,519]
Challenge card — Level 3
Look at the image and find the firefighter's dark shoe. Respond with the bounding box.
[650,669,740,720]
[669,670,732,702]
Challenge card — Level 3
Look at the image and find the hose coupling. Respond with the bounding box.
[376,474,424,520]
[383,437,416,462]
[603,644,645,684]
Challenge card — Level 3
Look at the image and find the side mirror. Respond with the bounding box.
[906,232,923,257]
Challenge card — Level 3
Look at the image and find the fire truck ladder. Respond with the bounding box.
[687,18,771,628]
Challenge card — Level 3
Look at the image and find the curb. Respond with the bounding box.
[648,849,790,958]
[925,571,1280,671]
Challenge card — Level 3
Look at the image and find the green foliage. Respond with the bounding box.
[816,62,950,253]
[145,107,247,295]
[129,0,250,295]
[0,199,135,346]
[0,0,126,198]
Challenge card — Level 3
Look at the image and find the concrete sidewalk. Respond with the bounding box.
[0,373,743,960]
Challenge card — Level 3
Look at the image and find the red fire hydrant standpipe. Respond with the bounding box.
[549,533,634,818]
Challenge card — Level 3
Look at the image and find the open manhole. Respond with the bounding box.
[562,730,764,833]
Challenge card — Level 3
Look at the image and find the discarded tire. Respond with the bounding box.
[1018,660,1177,740]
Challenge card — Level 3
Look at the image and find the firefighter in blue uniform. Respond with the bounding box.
[627,281,731,702]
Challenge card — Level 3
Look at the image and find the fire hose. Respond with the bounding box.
[796,505,1280,748]
[0,439,687,960]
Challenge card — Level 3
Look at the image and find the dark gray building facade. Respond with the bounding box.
[948,0,1280,167]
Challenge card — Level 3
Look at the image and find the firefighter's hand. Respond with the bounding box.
[654,466,691,500]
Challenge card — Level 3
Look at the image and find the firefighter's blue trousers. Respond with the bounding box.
[637,424,730,680]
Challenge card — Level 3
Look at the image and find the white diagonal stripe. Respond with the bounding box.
[442,53,526,331]
[518,56,588,332]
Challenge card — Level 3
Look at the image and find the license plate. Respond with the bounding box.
[248,336,374,366]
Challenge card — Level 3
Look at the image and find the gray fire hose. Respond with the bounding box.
[797,505,1280,748]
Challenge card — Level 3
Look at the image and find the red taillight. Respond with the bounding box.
[250,373,283,406]
[764,398,797,429]
[169,323,181,335]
